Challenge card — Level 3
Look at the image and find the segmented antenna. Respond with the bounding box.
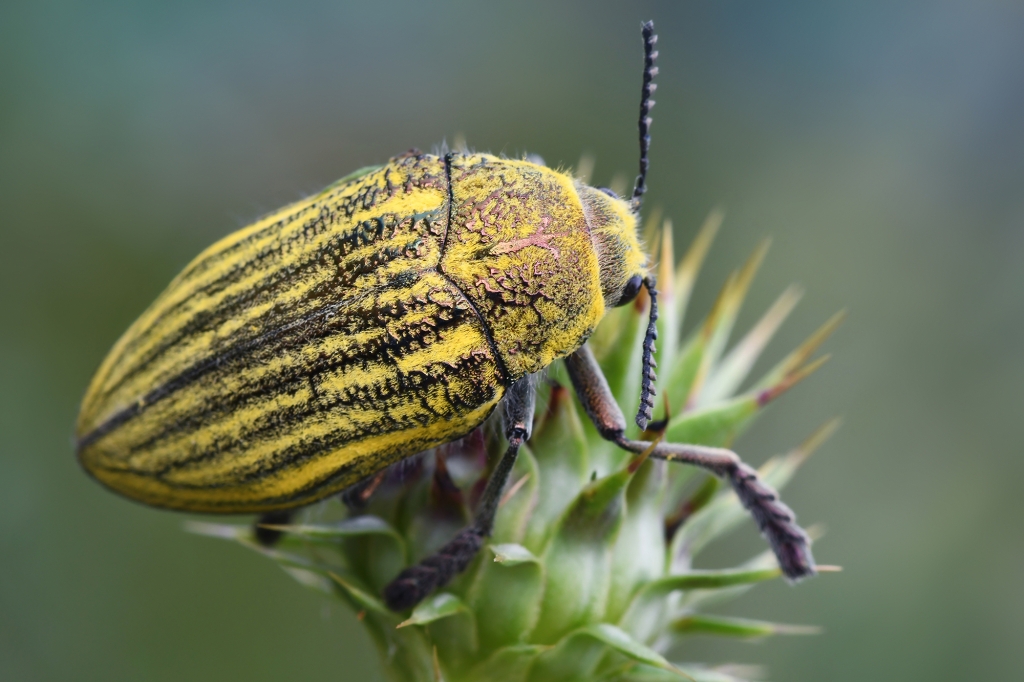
[631,21,659,207]
[636,276,659,430]
[634,21,660,431]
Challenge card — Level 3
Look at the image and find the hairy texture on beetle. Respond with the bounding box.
[78,155,510,512]
[577,182,648,307]
[76,151,651,516]
[80,270,505,511]
[442,155,606,379]
[83,155,448,425]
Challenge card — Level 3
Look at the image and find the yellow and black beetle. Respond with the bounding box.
[76,22,815,611]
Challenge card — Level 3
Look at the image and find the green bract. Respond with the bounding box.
[190,211,839,682]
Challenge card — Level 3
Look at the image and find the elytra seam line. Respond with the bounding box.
[435,153,511,386]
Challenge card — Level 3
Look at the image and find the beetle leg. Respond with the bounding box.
[253,509,295,547]
[564,344,628,440]
[382,375,536,611]
[341,468,389,510]
[565,343,816,581]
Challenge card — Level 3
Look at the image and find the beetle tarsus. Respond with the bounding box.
[726,461,816,580]
[383,526,486,611]
[619,438,816,580]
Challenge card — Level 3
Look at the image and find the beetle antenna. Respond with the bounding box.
[636,276,659,430]
[631,21,659,209]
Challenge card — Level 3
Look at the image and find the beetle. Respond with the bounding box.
[76,22,815,611]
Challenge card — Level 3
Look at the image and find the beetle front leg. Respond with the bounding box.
[383,376,536,612]
[565,344,817,581]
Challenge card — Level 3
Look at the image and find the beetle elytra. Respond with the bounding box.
[76,22,816,611]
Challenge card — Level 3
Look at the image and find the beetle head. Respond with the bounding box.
[577,181,659,431]
[576,183,648,308]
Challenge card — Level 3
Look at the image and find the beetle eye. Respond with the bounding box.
[616,275,643,307]
[597,187,618,198]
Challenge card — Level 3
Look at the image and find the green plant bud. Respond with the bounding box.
[190,216,840,682]
[468,544,545,652]
[530,465,632,643]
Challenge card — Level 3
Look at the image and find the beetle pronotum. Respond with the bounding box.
[76,21,815,611]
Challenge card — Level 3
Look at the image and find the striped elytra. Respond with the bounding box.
[76,150,649,513]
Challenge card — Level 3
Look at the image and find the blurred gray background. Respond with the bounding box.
[2,1,1022,680]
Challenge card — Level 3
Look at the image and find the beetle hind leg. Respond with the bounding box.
[616,438,815,579]
[253,509,295,547]
[565,343,816,581]
[341,469,389,510]
[382,376,536,612]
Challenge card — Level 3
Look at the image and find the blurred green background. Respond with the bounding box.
[2,1,1022,680]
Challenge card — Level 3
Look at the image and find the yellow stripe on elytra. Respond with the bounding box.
[90,395,500,512]
[82,186,446,431]
[394,323,486,375]
[119,310,488,483]
[101,185,442,390]
[92,393,499,509]
[77,154,628,515]
[95,324,380,468]
[85,269,488,480]
[104,315,491,491]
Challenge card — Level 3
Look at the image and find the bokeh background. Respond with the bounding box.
[2,1,1022,680]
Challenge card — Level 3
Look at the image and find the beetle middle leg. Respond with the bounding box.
[565,343,817,580]
[382,375,537,611]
